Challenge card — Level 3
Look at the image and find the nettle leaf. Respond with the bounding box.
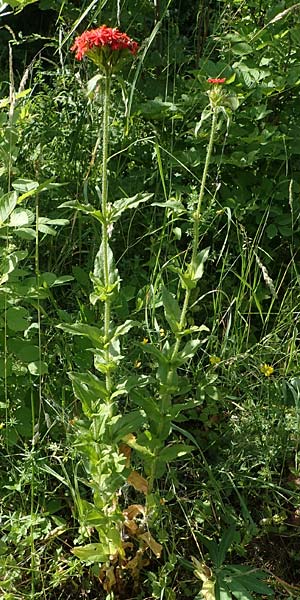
[162,286,181,333]
[69,371,108,416]
[110,193,153,222]
[0,191,18,224]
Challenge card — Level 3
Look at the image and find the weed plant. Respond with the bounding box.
[1,1,300,599]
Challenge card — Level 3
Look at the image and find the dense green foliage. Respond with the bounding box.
[1,1,300,599]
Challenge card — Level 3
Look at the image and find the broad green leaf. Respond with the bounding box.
[12,178,38,193]
[158,443,193,463]
[69,371,108,416]
[162,286,181,333]
[111,192,153,221]
[195,533,219,566]
[112,319,139,339]
[18,177,57,203]
[110,410,145,440]
[58,323,103,347]
[223,566,273,596]
[0,250,27,284]
[176,339,201,365]
[72,543,111,563]
[9,208,34,227]
[6,306,29,331]
[0,191,18,224]
[28,361,48,376]
[215,581,232,600]
[8,339,39,362]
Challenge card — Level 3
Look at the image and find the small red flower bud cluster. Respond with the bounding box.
[71,25,139,61]
[207,77,226,84]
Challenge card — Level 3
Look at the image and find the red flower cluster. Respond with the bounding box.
[207,77,226,84]
[71,25,139,61]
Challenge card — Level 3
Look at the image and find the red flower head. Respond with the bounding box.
[71,25,139,72]
[207,77,226,84]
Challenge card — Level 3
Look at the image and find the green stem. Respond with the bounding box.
[148,107,218,495]
[101,72,113,404]
[172,107,218,362]
[192,107,218,269]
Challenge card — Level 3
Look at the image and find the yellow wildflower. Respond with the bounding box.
[209,355,221,365]
[260,363,274,377]
[159,328,165,337]
[142,337,149,345]
[134,360,141,369]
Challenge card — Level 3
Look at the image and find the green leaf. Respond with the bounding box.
[216,527,236,568]
[91,242,120,304]
[58,323,103,348]
[110,410,145,440]
[159,443,193,463]
[175,339,201,366]
[7,0,38,11]
[18,177,57,203]
[12,178,39,193]
[192,247,210,281]
[223,566,273,596]
[69,371,108,416]
[215,581,232,600]
[195,532,219,566]
[161,286,181,333]
[111,193,153,222]
[28,361,48,376]
[72,543,110,563]
[0,191,18,224]
[9,208,34,227]
[112,319,140,339]
[6,306,29,331]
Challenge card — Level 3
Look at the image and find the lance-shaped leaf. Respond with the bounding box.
[0,191,18,225]
[90,241,120,304]
[175,339,201,366]
[58,200,105,225]
[58,323,104,348]
[180,247,210,289]
[110,192,153,222]
[69,371,108,416]
[162,286,181,333]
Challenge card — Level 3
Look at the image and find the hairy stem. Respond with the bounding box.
[101,73,112,403]
[148,107,218,495]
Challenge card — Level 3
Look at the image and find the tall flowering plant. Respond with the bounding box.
[61,25,155,588]
[61,25,232,596]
